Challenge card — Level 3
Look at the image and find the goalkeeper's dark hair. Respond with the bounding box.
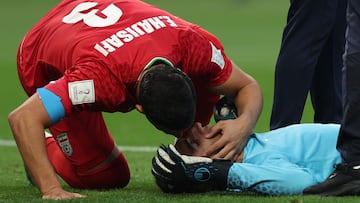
[139,64,196,134]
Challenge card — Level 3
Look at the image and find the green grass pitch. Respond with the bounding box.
[0,0,356,202]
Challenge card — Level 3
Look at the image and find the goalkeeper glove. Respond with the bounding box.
[213,96,238,122]
[151,144,233,193]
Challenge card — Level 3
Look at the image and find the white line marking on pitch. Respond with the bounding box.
[0,139,157,152]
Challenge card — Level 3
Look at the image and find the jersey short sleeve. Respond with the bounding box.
[44,60,129,115]
[180,26,233,87]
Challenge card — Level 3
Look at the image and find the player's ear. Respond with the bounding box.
[135,104,144,113]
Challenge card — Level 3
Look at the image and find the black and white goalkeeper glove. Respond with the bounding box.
[151,144,233,193]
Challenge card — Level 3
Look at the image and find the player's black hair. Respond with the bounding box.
[139,64,196,135]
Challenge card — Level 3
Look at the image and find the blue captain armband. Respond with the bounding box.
[36,88,65,124]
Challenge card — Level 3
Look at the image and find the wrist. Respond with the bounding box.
[38,175,63,195]
[211,159,233,189]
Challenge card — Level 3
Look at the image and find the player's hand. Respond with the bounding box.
[203,118,250,160]
[151,144,232,193]
[42,187,86,200]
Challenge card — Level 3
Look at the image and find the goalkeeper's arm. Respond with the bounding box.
[151,144,233,193]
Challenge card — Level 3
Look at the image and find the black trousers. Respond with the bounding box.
[337,0,360,165]
[270,0,347,130]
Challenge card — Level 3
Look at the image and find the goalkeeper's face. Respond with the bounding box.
[175,122,221,156]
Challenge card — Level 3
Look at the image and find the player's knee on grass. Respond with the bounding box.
[46,137,130,189]
[75,152,130,189]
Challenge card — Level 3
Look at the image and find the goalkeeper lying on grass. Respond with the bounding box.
[152,97,342,195]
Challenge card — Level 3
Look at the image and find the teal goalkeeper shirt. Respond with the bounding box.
[227,123,342,195]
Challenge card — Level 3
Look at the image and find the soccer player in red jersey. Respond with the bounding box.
[8,0,262,200]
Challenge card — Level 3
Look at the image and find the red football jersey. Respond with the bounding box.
[18,0,232,126]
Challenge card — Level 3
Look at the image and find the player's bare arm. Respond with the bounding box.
[205,60,263,160]
[8,93,85,200]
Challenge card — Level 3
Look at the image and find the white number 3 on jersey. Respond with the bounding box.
[62,2,122,27]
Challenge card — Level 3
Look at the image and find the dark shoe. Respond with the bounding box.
[303,163,360,196]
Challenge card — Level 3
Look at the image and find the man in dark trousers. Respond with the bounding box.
[270,0,347,130]
[304,0,360,195]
